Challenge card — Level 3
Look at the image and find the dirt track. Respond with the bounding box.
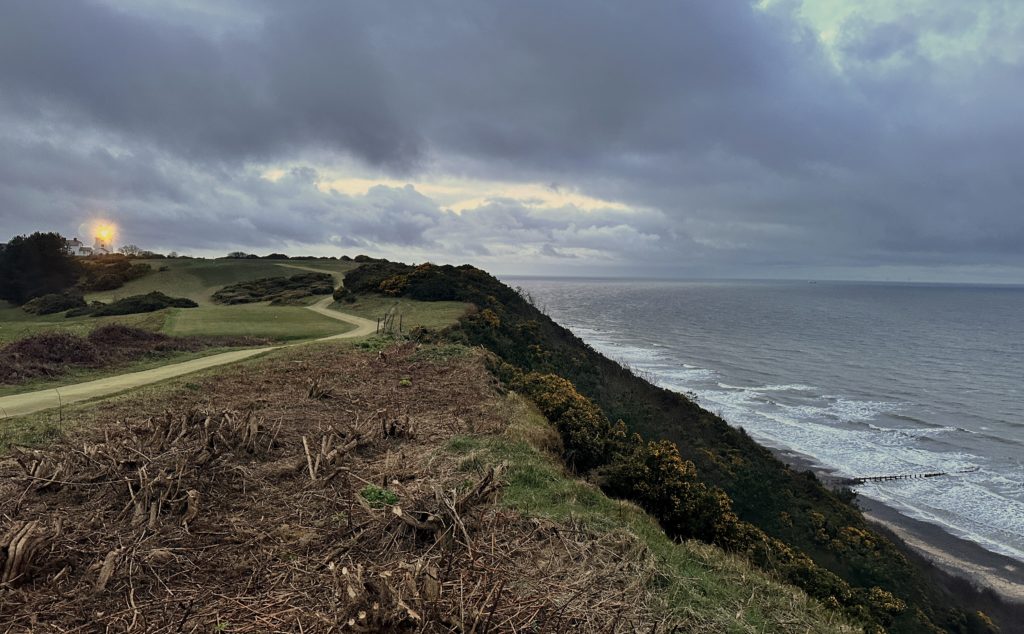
[0,344,669,631]
[0,298,377,418]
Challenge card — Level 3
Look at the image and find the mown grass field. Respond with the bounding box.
[87,258,357,305]
[0,305,168,345]
[0,259,469,399]
[0,258,363,345]
[162,304,354,340]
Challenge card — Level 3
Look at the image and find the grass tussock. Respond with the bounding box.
[448,392,857,633]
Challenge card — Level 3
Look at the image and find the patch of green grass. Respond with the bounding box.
[0,305,166,345]
[87,258,357,306]
[1,259,364,345]
[334,295,470,331]
[354,336,393,352]
[445,393,855,633]
[162,305,353,341]
[360,484,399,508]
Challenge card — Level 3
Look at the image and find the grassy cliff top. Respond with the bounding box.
[0,338,855,631]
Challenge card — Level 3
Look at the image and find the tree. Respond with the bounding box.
[0,232,81,304]
[119,244,142,256]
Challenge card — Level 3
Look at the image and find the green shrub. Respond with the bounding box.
[212,272,333,304]
[511,372,611,472]
[75,292,198,317]
[339,259,999,633]
[378,275,409,296]
[78,257,152,292]
[360,485,398,508]
[0,232,81,304]
[66,301,106,317]
[22,292,87,315]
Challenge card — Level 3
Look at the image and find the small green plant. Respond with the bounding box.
[360,484,398,508]
[398,377,412,388]
[355,336,391,352]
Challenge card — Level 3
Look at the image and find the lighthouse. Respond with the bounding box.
[92,222,116,255]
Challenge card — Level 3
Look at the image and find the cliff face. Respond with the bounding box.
[342,261,1003,634]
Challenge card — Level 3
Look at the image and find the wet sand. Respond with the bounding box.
[862,499,1024,602]
[770,446,1024,606]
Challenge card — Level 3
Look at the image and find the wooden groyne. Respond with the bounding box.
[840,466,979,486]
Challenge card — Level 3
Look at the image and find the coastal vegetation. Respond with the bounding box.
[67,291,198,317]
[0,233,82,305]
[0,338,858,631]
[211,272,334,304]
[0,233,156,306]
[341,260,1003,633]
[0,256,361,395]
[21,292,88,315]
[77,256,153,292]
[0,252,1012,630]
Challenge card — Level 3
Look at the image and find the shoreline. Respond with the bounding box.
[769,445,1024,607]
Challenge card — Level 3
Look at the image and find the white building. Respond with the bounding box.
[65,237,94,257]
[92,236,111,255]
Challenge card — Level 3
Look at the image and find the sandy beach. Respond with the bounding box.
[861,500,1024,602]
[769,445,1024,628]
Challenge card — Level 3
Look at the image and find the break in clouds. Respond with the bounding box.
[1,0,1022,280]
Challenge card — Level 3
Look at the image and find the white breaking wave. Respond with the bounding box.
[692,386,1024,560]
[718,383,818,392]
[561,316,1024,564]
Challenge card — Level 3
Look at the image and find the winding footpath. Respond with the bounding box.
[0,297,376,419]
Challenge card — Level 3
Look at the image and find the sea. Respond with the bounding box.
[504,277,1024,564]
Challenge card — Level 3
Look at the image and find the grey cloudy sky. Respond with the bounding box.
[1,0,1022,281]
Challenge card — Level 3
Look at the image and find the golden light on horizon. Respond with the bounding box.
[92,221,117,246]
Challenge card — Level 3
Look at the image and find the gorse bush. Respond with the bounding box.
[512,372,612,471]
[71,292,198,317]
[341,260,1001,633]
[212,272,334,304]
[507,366,912,629]
[603,437,742,547]
[515,367,742,545]
[79,257,152,292]
[21,292,87,315]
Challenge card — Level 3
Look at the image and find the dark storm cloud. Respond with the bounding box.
[0,0,1022,279]
[0,1,419,168]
